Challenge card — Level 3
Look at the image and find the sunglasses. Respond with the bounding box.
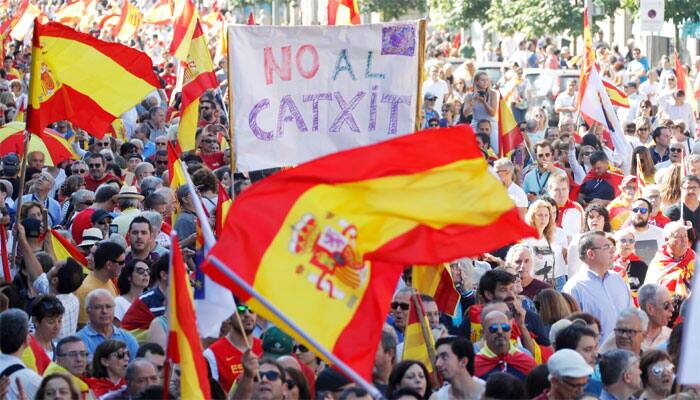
[619,238,635,244]
[203,139,217,144]
[293,344,309,353]
[391,302,410,311]
[237,304,253,314]
[134,266,150,275]
[661,301,673,311]
[669,148,683,153]
[111,258,126,265]
[72,169,86,174]
[88,164,102,169]
[488,323,511,334]
[651,362,674,376]
[582,152,593,157]
[632,207,648,214]
[111,351,129,360]
[82,200,94,206]
[286,379,297,389]
[253,370,281,382]
[96,142,108,147]
[537,153,552,158]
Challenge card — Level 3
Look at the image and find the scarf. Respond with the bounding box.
[474,343,537,379]
[83,377,125,398]
[571,168,623,200]
[556,200,581,228]
[648,244,695,298]
[612,253,641,280]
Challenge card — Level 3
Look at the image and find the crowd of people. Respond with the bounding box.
[1,1,700,398]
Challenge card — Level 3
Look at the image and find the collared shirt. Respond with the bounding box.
[563,267,632,339]
[113,207,141,238]
[20,194,62,227]
[522,167,565,197]
[0,353,42,400]
[57,293,80,338]
[76,324,138,362]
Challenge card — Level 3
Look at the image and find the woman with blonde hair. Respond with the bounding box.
[631,146,656,185]
[659,164,681,209]
[534,289,572,328]
[522,200,568,289]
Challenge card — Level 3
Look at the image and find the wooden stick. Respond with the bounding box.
[9,130,32,268]
[225,23,237,201]
[414,19,427,133]
[410,290,438,384]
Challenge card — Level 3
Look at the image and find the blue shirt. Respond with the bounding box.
[522,167,565,197]
[76,324,139,361]
[20,194,62,227]
[563,268,632,340]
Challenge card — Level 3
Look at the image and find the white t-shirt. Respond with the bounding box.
[560,204,584,244]
[114,296,132,321]
[634,225,664,265]
[522,227,568,280]
[508,182,529,208]
[554,91,576,120]
[433,378,486,400]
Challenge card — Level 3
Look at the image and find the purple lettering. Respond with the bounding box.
[369,85,378,131]
[276,95,308,137]
[329,91,365,133]
[249,98,274,141]
[302,93,332,132]
[380,94,411,135]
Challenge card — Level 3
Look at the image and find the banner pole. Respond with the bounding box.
[205,254,384,400]
[225,23,236,200]
[409,290,439,384]
[414,19,427,132]
[9,130,32,268]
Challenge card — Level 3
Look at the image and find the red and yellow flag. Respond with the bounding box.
[10,0,46,41]
[202,125,536,380]
[403,295,435,373]
[143,0,173,26]
[169,0,197,60]
[49,229,88,267]
[167,141,185,188]
[55,0,96,28]
[497,92,524,157]
[412,264,460,316]
[113,0,143,42]
[165,232,211,399]
[215,182,232,237]
[327,0,360,25]
[576,7,595,109]
[177,18,218,152]
[27,20,160,138]
[602,79,629,108]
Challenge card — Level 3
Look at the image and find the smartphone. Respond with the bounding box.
[109,224,118,236]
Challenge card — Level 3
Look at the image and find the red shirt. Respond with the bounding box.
[200,151,225,170]
[84,173,121,191]
[71,208,96,244]
[207,336,262,392]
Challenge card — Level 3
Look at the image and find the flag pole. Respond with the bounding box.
[409,290,439,384]
[9,130,32,268]
[224,23,236,200]
[413,19,426,133]
[205,254,384,400]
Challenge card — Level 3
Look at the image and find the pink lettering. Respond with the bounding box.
[264,46,292,85]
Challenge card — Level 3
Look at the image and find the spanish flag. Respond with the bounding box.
[576,6,595,109]
[412,264,460,316]
[113,1,143,42]
[49,229,88,268]
[143,0,173,26]
[21,336,51,375]
[402,294,435,372]
[169,0,197,61]
[176,18,218,152]
[27,20,160,138]
[165,232,211,399]
[167,141,185,188]
[215,182,232,237]
[498,92,524,157]
[602,79,629,108]
[202,125,536,380]
[327,0,360,25]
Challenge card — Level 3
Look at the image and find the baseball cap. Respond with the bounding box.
[547,349,593,378]
[22,218,42,238]
[315,367,352,393]
[2,153,19,167]
[423,92,437,101]
[90,209,111,224]
[262,327,294,358]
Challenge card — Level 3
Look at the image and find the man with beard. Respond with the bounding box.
[125,216,159,264]
[83,153,120,192]
[628,197,664,265]
[204,304,263,392]
[474,310,536,380]
[664,175,700,239]
[430,336,484,400]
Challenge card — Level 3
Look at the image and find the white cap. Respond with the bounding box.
[548,349,594,378]
[549,319,573,345]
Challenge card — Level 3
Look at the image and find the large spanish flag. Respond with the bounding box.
[202,125,536,380]
[497,92,524,157]
[165,232,211,399]
[27,20,160,138]
[177,18,218,152]
[113,0,143,42]
[169,0,197,61]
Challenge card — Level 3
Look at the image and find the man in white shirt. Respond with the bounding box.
[0,309,42,400]
[621,82,644,123]
[554,80,577,121]
[548,174,583,244]
[494,158,528,219]
[639,70,660,106]
[629,198,664,265]
[422,62,449,114]
[659,90,696,135]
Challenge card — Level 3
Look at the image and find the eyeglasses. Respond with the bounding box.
[293,344,309,353]
[561,377,588,390]
[619,238,635,244]
[591,244,613,251]
[614,328,643,336]
[632,207,648,214]
[391,302,410,311]
[237,304,253,315]
[537,153,552,159]
[203,139,217,144]
[488,323,511,334]
[651,362,674,376]
[111,258,126,265]
[72,169,86,174]
[156,160,168,165]
[58,350,88,359]
[253,370,281,382]
[134,266,150,275]
[88,163,102,169]
[110,351,129,360]
[669,148,683,153]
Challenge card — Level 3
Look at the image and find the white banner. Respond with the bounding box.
[228,22,420,171]
[639,0,664,33]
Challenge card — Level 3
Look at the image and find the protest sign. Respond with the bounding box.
[228,22,421,171]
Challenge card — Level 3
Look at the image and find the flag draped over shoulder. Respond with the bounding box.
[403,295,435,373]
[49,229,88,267]
[498,92,524,157]
[27,20,160,138]
[169,0,197,60]
[202,125,536,380]
[165,232,211,399]
[176,18,218,152]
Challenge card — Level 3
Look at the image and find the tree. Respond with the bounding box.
[428,0,490,29]
[484,0,584,38]
[360,0,427,21]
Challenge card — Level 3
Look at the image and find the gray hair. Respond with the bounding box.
[72,189,95,204]
[618,307,649,331]
[140,211,163,233]
[599,349,637,386]
[118,198,141,210]
[140,176,163,194]
[85,288,115,311]
[125,358,154,382]
[379,329,397,354]
[637,284,664,312]
[493,158,514,174]
[663,220,687,240]
[505,244,533,266]
[578,230,605,260]
[134,162,154,178]
[107,234,128,250]
[686,154,700,166]
[0,309,29,354]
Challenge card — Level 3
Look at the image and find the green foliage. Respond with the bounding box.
[428,0,490,29]
[663,0,700,24]
[360,0,427,21]
[484,0,584,38]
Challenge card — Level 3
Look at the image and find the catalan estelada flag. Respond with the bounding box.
[169,0,197,61]
[165,232,211,399]
[202,125,536,380]
[497,92,524,157]
[412,264,460,316]
[49,229,88,267]
[27,20,160,138]
[327,0,360,25]
[402,294,435,373]
[177,18,218,152]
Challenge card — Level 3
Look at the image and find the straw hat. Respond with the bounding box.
[114,185,144,201]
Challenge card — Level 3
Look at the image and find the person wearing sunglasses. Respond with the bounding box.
[232,355,287,400]
[625,197,664,265]
[654,142,685,184]
[612,228,648,295]
[85,340,129,398]
[474,310,536,380]
[388,288,411,342]
[599,308,647,356]
[598,349,643,400]
[637,284,674,352]
[639,349,675,400]
[204,304,263,393]
[535,349,593,400]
